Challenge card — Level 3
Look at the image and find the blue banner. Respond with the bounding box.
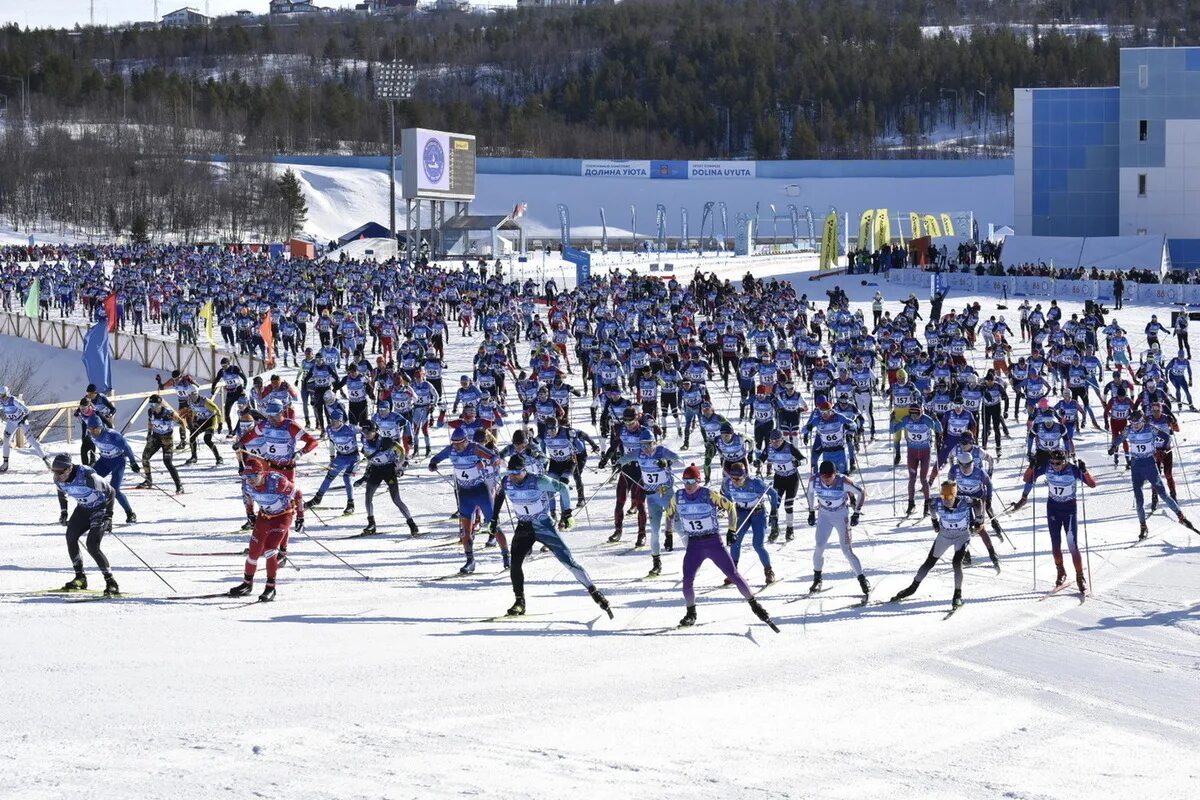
[556,203,570,249]
[82,320,112,394]
[650,160,688,180]
[563,247,591,286]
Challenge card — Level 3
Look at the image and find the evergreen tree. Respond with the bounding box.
[277,168,308,236]
[130,213,150,244]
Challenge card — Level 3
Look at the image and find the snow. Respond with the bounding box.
[2,267,1199,799]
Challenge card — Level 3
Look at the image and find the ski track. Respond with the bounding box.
[2,265,1199,798]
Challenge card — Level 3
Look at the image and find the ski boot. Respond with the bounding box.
[747,598,775,629]
[991,518,1004,541]
[764,567,777,584]
[507,596,526,617]
[61,575,87,592]
[1180,514,1197,532]
[989,552,1001,574]
[889,582,919,602]
[635,533,646,548]
[183,456,198,466]
[768,528,779,543]
[588,585,613,619]
[1150,495,1159,514]
[893,450,901,466]
[215,457,225,466]
[103,575,120,597]
[1076,574,1087,596]
[259,584,276,603]
[407,518,420,536]
[175,485,186,495]
[361,517,377,536]
[241,515,255,531]
[1055,567,1068,589]
[904,499,915,516]
[607,530,622,543]
[343,500,355,516]
[59,510,69,526]
[962,550,973,566]
[808,571,823,594]
[0,459,7,473]
[1139,521,1149,540]
[785,525,794,542]
[951,589,963,611]
[125,512,137,524]
[679,605,697,627]
[664,533,674,551]
[922,498,930,517]
[501,550,511,570]
[228,580,253,597]
[485,521,498,547]
[304,492,324,510]
[648,555,662,577]
[458,557,476,576]
[857,574,871,600]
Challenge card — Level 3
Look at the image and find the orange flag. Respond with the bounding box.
[260,311,276,370]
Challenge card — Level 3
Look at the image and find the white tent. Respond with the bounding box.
[999,234,1169,276]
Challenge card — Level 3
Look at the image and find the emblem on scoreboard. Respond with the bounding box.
[423,137,446,184]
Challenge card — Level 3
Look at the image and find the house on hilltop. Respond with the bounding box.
[160,6,211,26]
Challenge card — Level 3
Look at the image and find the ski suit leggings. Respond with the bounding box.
[1045,502,1084,575]
[65,502,112,574]
[92,457,134,517]
[813,508,863,575]
[614,469,646,535]
[317,456,357,501]
[245,511,292,585]
[681,533,753,606]
[774,473,799,525]
[364,469,413,521]
[907,449,932,502]
[3,418,47,460]
[646,491,672,557]
[1170,376,1193,406]
[509,518,593,598]
[1131,460,1182,522]
[731,508,772,571]
[913,534,968,591]
[981,407,1005,449]
[1153,450,1177,499]
[189,416,221,461]
[142,434,182,488]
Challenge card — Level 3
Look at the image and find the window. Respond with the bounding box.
[1139,119,1148,141]
[1138,174,1147,196]
[1139,64,1149,88]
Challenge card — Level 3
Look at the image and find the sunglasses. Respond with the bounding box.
[682,478,698,485]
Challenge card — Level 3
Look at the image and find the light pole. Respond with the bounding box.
[373,62,416,243]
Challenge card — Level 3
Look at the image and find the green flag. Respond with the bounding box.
[23,279,39,318]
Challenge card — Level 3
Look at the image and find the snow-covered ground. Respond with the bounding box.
[2,265,1198,799]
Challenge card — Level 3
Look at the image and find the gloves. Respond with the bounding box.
[428,464,439,472]
[850,511,860,526]
[932,519,941,533]
[1107,446,1116,456]
[807,509,816,526]
[591,445,599,454]
[560,508,573,526]
[1009,497,1027,512]
[293,516,304,532]
[598,458,608,470]
[657,459,669,469]
[131,462,142,474]
[726,530,736,547]
[770,516,779,536]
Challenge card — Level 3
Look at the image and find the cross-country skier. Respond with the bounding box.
[228,454,299,602]
[890,479,984,613]
[1009,449,1096,593]
[804,459,870,601]
[721,462,780,585]
[0,385,48,471]
[429,427,501,575]
[84,416,140,524]
[48,453,119,596]
[664,464,777,629]
[1109,410,1196,539]
[136,394,187,494]
[499,455,612,619]
[303,408,360,517]
[891,400,942,516]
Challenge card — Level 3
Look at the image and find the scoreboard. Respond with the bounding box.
[401,128,476,202]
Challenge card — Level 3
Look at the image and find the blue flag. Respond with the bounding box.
[82,320,113,394]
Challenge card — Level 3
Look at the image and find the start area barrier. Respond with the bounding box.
[884,268,1200,306]
[0,310,270,386]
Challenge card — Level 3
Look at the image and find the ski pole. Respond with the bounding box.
[148,480,187,507]
[107,525,178,593]
[294,526,371,580]
[1079,480,1093,593]
[1170,433,1193,501]
[1031,482,1038,591]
